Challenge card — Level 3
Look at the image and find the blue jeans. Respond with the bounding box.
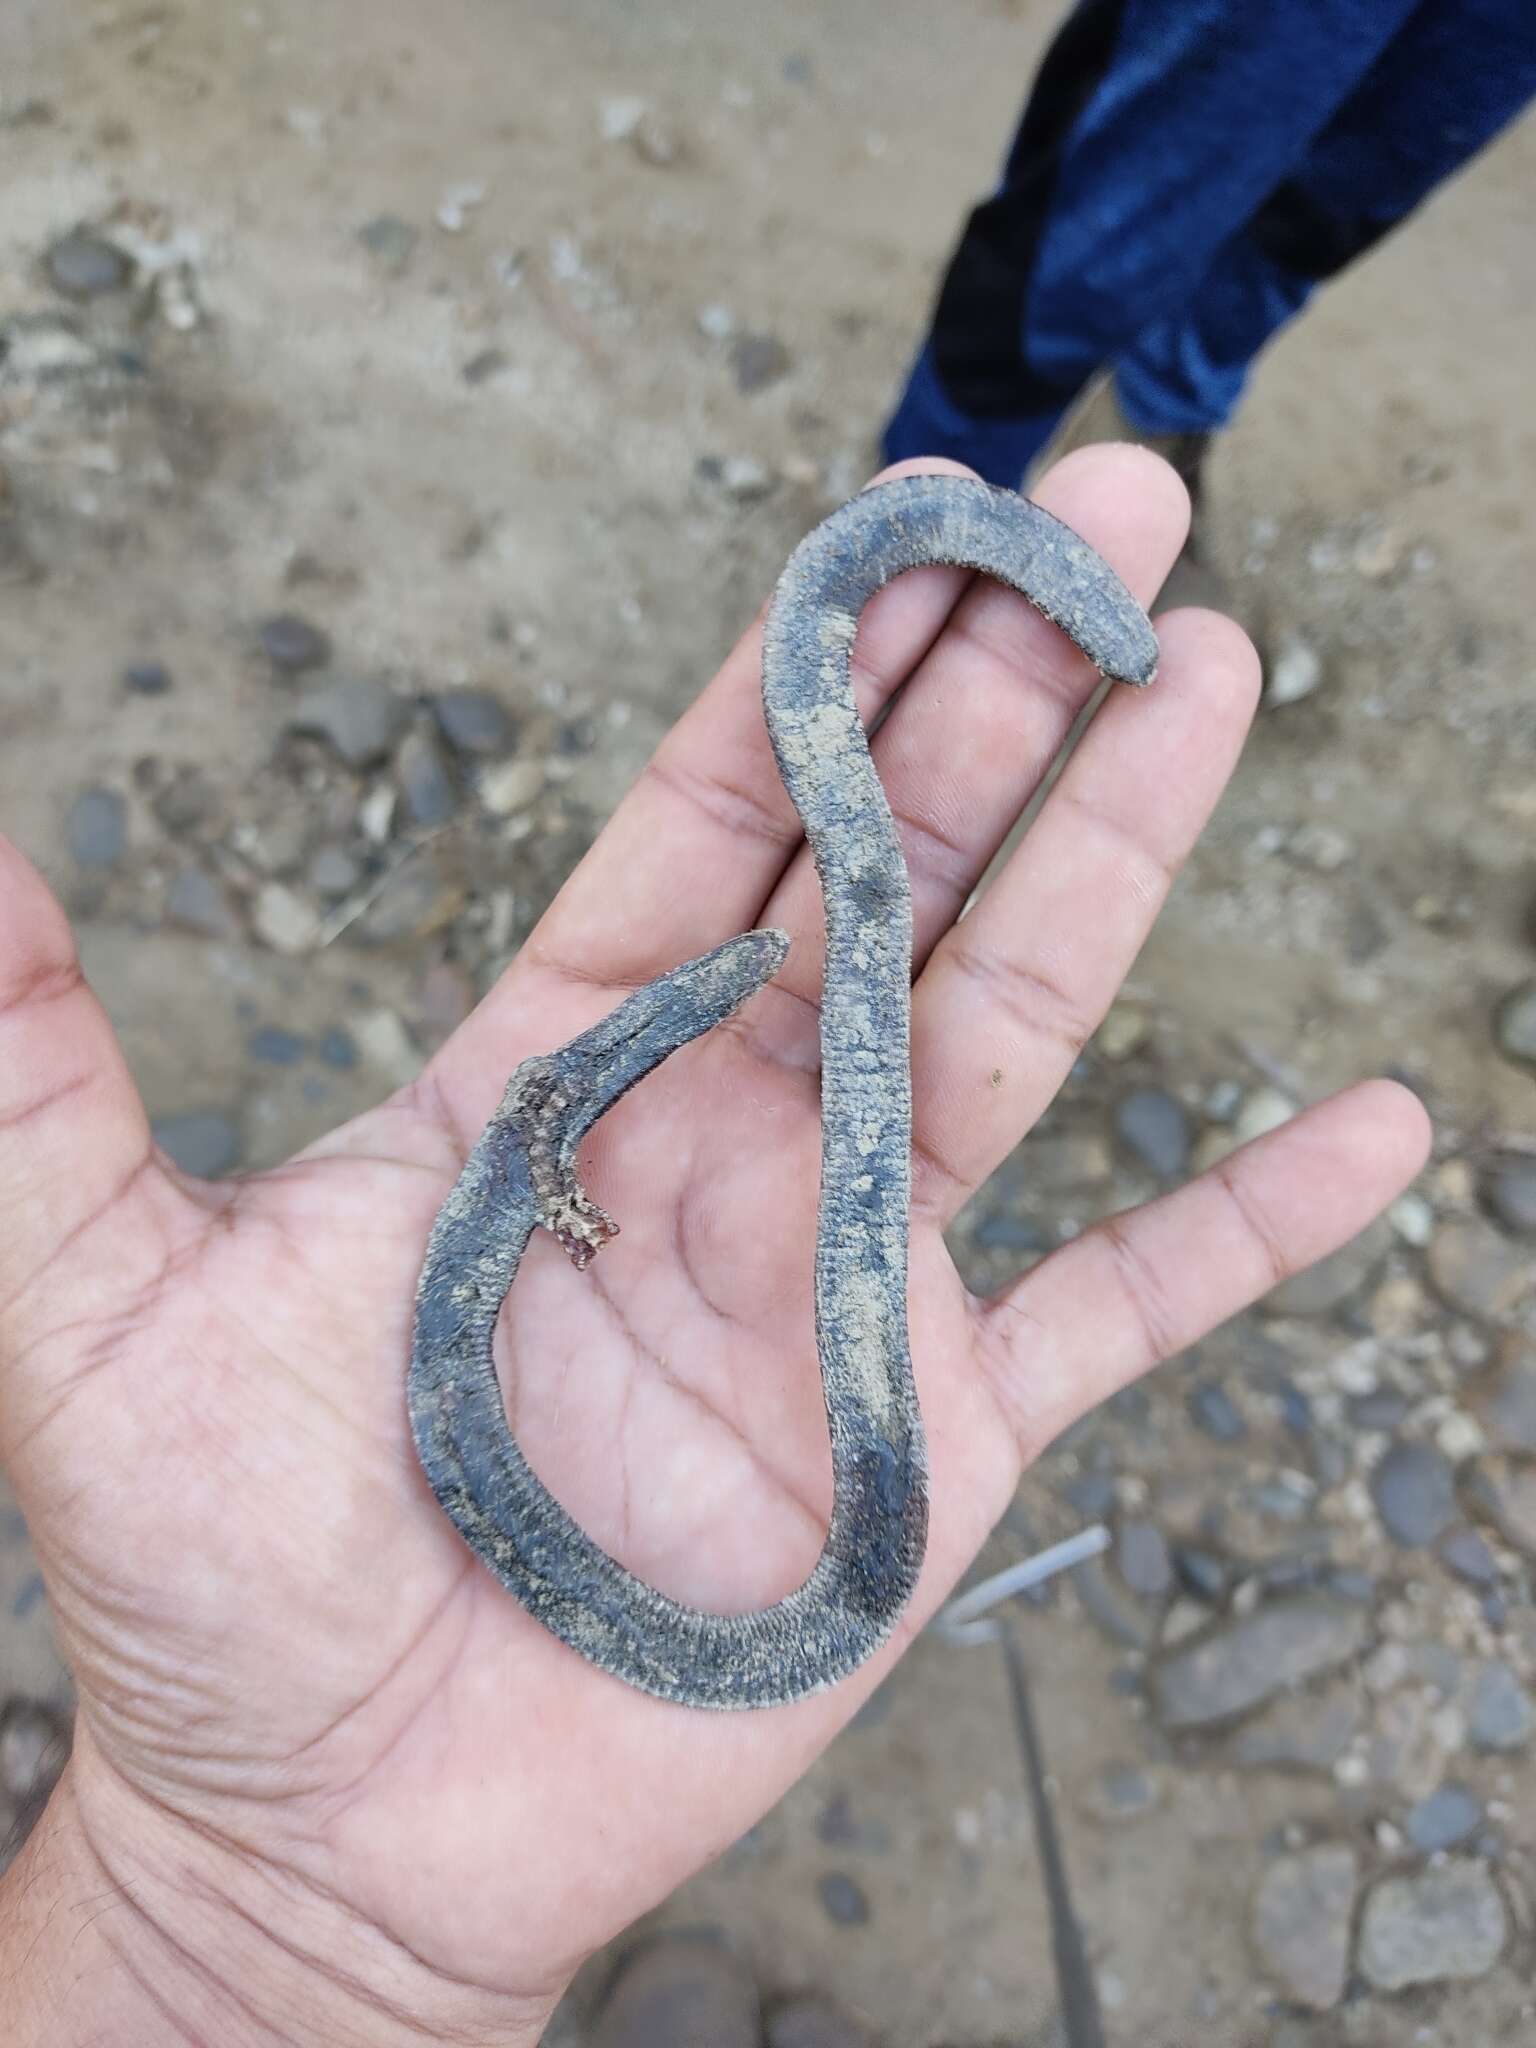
[883,0,1536,484]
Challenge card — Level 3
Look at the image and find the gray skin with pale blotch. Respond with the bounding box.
[408,473,1158,1709]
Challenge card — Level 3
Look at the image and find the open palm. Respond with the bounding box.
[0,450,1427,2044]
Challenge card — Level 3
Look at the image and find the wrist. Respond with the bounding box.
[3,1751,559,2048]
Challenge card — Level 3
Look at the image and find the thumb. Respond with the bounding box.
[0,834,178,1372]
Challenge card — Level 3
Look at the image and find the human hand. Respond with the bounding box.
[0,448,1429,2045]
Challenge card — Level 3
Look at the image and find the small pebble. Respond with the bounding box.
[46,227,133,297]
[252,882,321,955]
[123,660,172,695]
[1262,1218,1390,1318]
[478,757,545,816]
[1265,633,1323,708]
[290,677,408,768]
[1153,1599,1370,1730]
[1116,1519,1173,1600]
[1494,980,1536,1066]
[1114,1087,1191,1178]
[396,726,459,827]
[1388,1191,1435,1246]
[165,864,237,938]
[1172,1545,1230,1602]
[1426,1216,1532,1319]
[1370,1441,1458,1548]
[1474,1337,1536,1452]
[431,689,516,758]
[1468,1661,1533,1752]
[0,1699,67,1803]
[357,214,418,274]
[1357,1860,1507,1990]
[1188,1382,1246,1443]
[1406,1784,1483,1854]
[1233,1086,1297,1145]
[817,1873,869,1927]
[307,846,362,897]
[1251,1846,1357,2011]
[68,786,126,867]
[247,1026,306,1067]
[317,1028,358,1072]
[1437,1525,1498,1588]
[1095,1004,1148,1061]
[971,1208,1048,1253]
[152,1110,240,1177]
[258,613,331,675]
[731,332,792,393]
[1062,1470,1116,1520]
[1484,1157,1536,1238]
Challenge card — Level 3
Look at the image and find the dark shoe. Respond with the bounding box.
[590,1934,763,2048]
[1026,376,1233,615]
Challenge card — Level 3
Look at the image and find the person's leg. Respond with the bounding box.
[1114,0,1536,440]
[883,0,1424,484]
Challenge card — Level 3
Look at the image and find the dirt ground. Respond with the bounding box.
[3,3,1535,2043]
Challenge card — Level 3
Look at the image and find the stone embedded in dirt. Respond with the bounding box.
[1072,1556,1157,1650]
[1467,1460,1536,1557]
[247,1025,306,1067]
[319,1027,358,1072]
[46,227,133,297]
[1087,1764,1160,1822]
[731,331,792,394]
[1094,1003,1148,1061]
[1369,1441,1458,1548]
[1426,1216,1532,1319]
[151,1109,240,1177]
[145,764,218,839]
[1347,1388,1410,1432]
[1437,1524,1499,1588]
[1114,1086,1191,1178]
[1484,1157,1536,1237]
[478,756,544,817]
[815,1789,891,1855]
[290,676,409,768]
[766,1998,871,2048]
[252,881,321,954]
[1261,1217,1390,1318]
[1152,1598,1370,1731]
[307,845,362,897]
[1230,1682,1361,1774]
[1467,1660,1532,1752]
[817,1873,870,1927]
[357,214,418,273]
[1116,1519,1173,1600]
[971,1207,1049,1254]
[1357,1860,1507,1991]
[1494,980,1536,1065]
[258,612,332,674]
[1406,1783,1483,1854]
[165,863,238,938]
[1233,1085,1297,1145]
[1265,633,1324,707]
[430,688,516,758]
[123,659,172,695]
[1173,1546,1231,1602]
[1188,1381,1246,1443]
[396,725,460,827]
[67,786,126,867]
[1251,1844,1357,2011]
[1473,1336,1536,1452]
[358,859,465,945]
[1388,1191,1435,1245]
